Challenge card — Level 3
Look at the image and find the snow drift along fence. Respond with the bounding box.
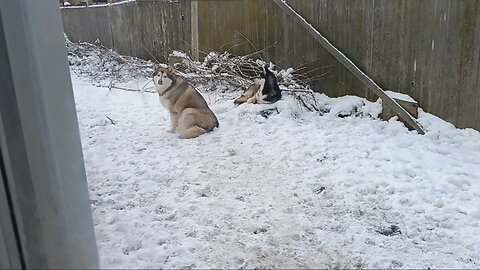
[61,0,480,131]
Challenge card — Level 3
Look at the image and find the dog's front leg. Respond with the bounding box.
[245,96,257,104]
[167,112,179,133]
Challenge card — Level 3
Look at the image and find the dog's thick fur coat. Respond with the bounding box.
[234,65,282,105]
[154,66,219,139]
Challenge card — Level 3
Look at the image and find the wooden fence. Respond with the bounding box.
[61,0,187,62]
[61,0,480,130]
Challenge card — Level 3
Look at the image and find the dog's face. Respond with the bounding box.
[262,64,273,77]
[153,66,175,91]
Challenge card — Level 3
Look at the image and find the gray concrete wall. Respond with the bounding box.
[61,0,480,130]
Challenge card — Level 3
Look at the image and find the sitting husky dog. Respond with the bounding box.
[153,65,219,139]
[234,65,282,105]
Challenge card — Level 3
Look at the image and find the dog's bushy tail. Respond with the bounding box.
[234,95,249,104]
[234,85,258,105]
[179,126,207,139]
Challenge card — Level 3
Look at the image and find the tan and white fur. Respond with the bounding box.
[234,78,267,105]
[153,65,219,139]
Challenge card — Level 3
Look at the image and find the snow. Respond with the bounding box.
[385,90,416,103]
[69,40,480,268]
[73,72,480,268]
[171,50,189,58]
[61,0,136,9]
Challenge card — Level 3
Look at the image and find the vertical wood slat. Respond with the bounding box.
[190,0,199,60]
[457,1,480,128]
[442,1,462,125]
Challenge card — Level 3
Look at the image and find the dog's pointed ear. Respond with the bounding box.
[168,66,175,73]
[262,65,269,75]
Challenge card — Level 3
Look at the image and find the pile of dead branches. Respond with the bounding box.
[170,50,330,113]
[66,37,154,85]
[66,37,330,112]
[171,51,314,91]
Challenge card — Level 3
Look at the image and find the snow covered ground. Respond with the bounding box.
[71,49,480,268]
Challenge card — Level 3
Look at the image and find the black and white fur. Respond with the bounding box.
[255,65,282,104]
[234,65,282,105]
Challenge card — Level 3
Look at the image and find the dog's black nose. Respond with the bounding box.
[158,79,162,85]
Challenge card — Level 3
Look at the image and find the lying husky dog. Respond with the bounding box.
[234,65,282,105]
[153,65,219,139]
